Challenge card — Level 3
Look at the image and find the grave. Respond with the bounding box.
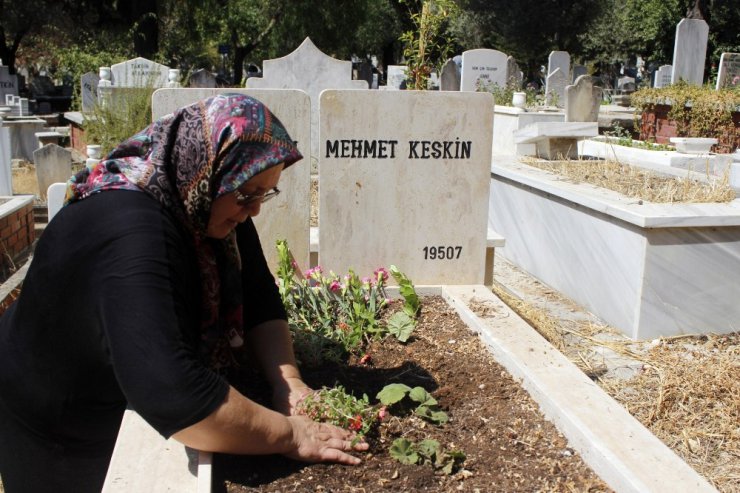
[151,88,311,272]
[545,67,568,107]
[716,52,740,90]
[33,144,73,200]
[246,37,367,168]
[670,18,709,85]
[653,64,673,88]
[460,48,508,92]
[572,64,588,82]
[188,69,217,88]
[319,90,493,285]
[0,65,19,104]
[548,50,571,80]
[0,118,11,195]
[110,57,171,88]
[80,72,100,113]
[385,65,407,89]
[617,76,636,93]
[564,75,602,122]
[514,121,598,159]
[506,56,523,89]
[4,117,46,161]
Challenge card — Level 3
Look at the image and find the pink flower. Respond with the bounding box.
[329,280,341,292]
[377,406,388,421]
[291,260,299,269]
[374,267,389,282]
[362,276,372,285]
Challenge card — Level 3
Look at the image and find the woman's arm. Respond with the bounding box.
[172,386,368,464]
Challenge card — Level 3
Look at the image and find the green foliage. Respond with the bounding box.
[83,86,155,155]
[276,241,416,366]
[389,265,419,317]
[603,123,673,151]
[398,0,460,90]
[631,81,740,152]
[296,386,380,439]
[475,80,544,108]
[387,311,415,343]
[376,383,448,425]
[390,438,465,474]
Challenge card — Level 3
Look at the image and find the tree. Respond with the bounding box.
[0,0,66,73]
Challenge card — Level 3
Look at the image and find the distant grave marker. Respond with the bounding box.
[439,59,461,91]
[565,76,601,122]
[460,49,508,92]
[151,88,312,272]
[716,52,740,90]
[506,56,523,89]
[319,90,493,284]
[671,18,708,85]
[545,68,568,107]
[188,69,217,88]
[111,57,171,87]
[386,65,407,89]
[548,51,571,79]
[654,65,673,88]
[80,72,99,113]
[33,144,73,200]
[572,65,587,82]
[0,65,18,103]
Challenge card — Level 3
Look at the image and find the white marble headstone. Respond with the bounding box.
[439,59,460,91]
[716,52,740,90]
[189,69,217,88]
[33,144,73,200]
[319,90,493,285]
[545,68,568,107]
[671,18,709,85]
[80,72,100,113]
[151,88,312,272]
[246,37,367,168]
[386,65,408,90]
[0,65,18,103]
[548,51,571,78]
[654,65,673,88]
[565,76,601,122]
[460,49,508,92]
[111,57,171,88]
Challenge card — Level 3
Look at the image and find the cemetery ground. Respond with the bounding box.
[1,160,738,492]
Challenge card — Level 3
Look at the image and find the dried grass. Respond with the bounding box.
[11,164,40,197]
[520,156,736,204]
[491,273,740,492]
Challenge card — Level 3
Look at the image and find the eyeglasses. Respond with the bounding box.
[233,187,280,206]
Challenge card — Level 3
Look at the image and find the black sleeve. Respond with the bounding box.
[236,218,288,329]
[95,194,229,438]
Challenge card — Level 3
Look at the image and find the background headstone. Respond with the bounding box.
[151,88,311,272]
[460,48,508,92]
[671,18,709,85]
[356,61,373,88]
[0,65,19,104]
[33,144,73,200]
[572,65,588,82]
[548,51,571,79]
[565,75,602,122]
[439,59,461,91]
[319,90,493,285]
[188,69,217,88]
[545,68,568,107]
[246,37,367,171]
[80,72,100,113]
[111,57,171,87]
[716,52,740,90]
[617,76,636,92]
[386,65,407,89]
[506,56,524,89]
[654,65,673,88]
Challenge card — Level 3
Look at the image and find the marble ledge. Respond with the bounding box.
[491,155,740,228]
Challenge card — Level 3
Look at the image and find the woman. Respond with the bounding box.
[0,94,367,492]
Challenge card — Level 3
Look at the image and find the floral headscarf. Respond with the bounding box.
[64,94,303,369]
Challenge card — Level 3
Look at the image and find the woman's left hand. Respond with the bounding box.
[273,377,314,416]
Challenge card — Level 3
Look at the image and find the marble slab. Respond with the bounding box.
[80,72,100,113]
[545,68,568,107]
[564,76,601,122]
[671,19,709,85]
[0,65,18,104]
[151,88,312,272]
[4,118,46,161]
[319,90,492,285]
[514,122,598,144]
[111,57,171,88]
[490,155,740,339]
[716,52,740,90]
[33,144,73,200]
[386,65,407,89]
[460,49,508,92]
[493,107,564,156]
[548,50,570,78]
[654,64,673,88]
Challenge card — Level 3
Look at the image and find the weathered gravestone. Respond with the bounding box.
[33,144,73,200]
[460,49,508,92]
[716,52,740,90]
[439,59,461,91]
[654,65,673,88]
[545,68,568,107]
[188,69,217,88]
[548,51,571,80]
[671,18,709,85]
[80,72,99,113]
[506,56,523,89]
[111,57,171,87]
[617,76,636,93]
[565,76,602,122]
[319,90,493,285]
[386,65,407,89]
[151,88,311,272]
[246,37,367,171]
[0,65,18,104]
[572,65,588,82]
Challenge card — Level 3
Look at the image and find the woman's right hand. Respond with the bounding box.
[285,415,369,465]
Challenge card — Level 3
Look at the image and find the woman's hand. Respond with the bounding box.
[285,415,369,465]
[272,376,314,416]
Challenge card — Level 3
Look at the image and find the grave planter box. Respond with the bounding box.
[639,103,740,153]
[492,105,564,155]
[489,156,740,340]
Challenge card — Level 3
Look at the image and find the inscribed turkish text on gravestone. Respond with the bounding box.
[319,90,492,285]
[716,53,740,90]
[111,57,171,87]
[460,49,508,92]
[151,88,312,272]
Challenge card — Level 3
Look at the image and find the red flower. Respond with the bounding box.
[349,414,363,431]
[359,353,372,365]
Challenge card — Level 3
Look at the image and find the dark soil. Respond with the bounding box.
[216,297,612,492]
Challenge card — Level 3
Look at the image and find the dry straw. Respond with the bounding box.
[520,156,736,204]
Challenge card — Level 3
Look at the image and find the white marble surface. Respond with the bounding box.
[545,68,568,107]
[33,144,72,200]
[564,76,601,122]
[493,108,564,155]
[460,48,508,92]
[671,19,709,85]
[716,52,740,90]
[654,65,673,88]
[319,90,492,285]
[111,57,171,88]
[548,50,570,78]
[247,37,367,165]
[152,88,312,272]
[0,123,11,195]
[490,155,740,339]
[4,118,46,161]
[514,121,598,144]
[386,65,407,89]
[80,72,100,113]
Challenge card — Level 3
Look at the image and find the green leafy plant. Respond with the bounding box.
[389,265,419,318]
[390,438,465,474]
[603,123,673,151]
[296,386,383,440]
[476,79,544,108]
[377,383,448,425]
[399,0,460,90]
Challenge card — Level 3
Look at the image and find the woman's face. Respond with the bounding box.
[206,164,284,239]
